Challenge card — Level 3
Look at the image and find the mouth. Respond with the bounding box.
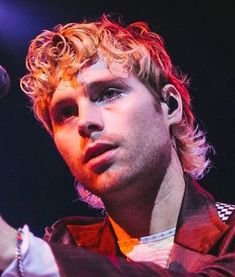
[83,142,119,173]
[83,143,118,164]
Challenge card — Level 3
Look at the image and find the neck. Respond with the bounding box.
[150,149,185,234]
[105,148,186,238]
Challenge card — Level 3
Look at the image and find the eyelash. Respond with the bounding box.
[95,87,124,105]
[56,105,78,124]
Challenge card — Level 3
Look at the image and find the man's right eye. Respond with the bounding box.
[56,105,78,124]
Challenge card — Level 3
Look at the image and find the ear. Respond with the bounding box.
[160,84,183,127]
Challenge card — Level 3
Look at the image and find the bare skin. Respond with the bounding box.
[0,216,17,271]
[150,148,185,235]
[103,145,185,238]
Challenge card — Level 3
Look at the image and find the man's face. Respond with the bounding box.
[49,59,172,201]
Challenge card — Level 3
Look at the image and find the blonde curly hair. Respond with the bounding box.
[20,15,212,207]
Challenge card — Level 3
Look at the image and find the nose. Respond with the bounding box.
[78,101,104,138]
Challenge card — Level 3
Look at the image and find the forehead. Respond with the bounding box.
[78,58,130,84]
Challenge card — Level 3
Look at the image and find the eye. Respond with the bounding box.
[56,105,78,124]
[96,88,124,104]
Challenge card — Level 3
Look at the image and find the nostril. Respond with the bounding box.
[88,124,100,131]
[78,122,103,138]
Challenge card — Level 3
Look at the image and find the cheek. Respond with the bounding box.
[54,131,77,163]
[130,103,169,152]
[129,101,162,134]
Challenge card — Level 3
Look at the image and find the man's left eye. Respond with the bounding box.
[97,88,123,103]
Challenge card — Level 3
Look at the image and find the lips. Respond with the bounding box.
[83,143,118,164]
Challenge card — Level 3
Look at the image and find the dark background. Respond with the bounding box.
[0,0,234,237]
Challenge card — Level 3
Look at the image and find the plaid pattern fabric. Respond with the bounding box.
[216,202,235,222]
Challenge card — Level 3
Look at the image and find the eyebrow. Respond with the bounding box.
[85,77,130,93]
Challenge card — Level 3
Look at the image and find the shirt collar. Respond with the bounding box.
[174,177,229,253]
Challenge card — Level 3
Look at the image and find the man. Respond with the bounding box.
[1,15,235,276]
